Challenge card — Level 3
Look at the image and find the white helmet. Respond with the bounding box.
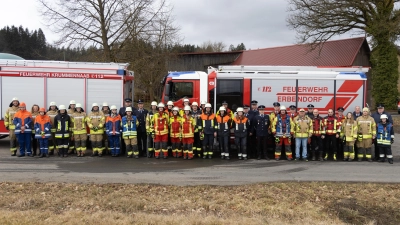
[70,100,76,104]
[76,103,82,108]
[280,105,286,111]
[205,103,212,108]
[110,105,117,110]
[192,102,198,106]
[102,102,108,107]
[183,98,189,102]
[237,107,244,112]
[184,106,191,111]
[380,114,388,119]
[172,106,179,111]
[59,105,66,110]
[158,103,165,108]
[200,101,206,105]
[12,97,18,101]
[50,102,56,106]
[126,107,132,112]
[151,101,157,106]
[167,101,174,106]
[219,106,226,111]
[92,103,99,107]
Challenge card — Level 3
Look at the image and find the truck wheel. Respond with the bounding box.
[0,135,9,139]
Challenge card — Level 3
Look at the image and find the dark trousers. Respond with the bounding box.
[257,135,268,158]
[17,133,32,155]
[247,134,257,158]
[235,136,247,156]
[218,133,229,155]
[193,132,201,157]
[56,137,69,156]
[38,138,49,154]
[324,135,337,158]
[311,136,323,154]
[137,131,147,156]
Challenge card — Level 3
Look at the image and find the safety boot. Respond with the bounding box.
[333,154,337,161]
[323,153,328,161]
[388,158,394,164]
[311,151,316,161]
[379,157,385,163]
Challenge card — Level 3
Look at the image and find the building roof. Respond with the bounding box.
[0,53,24,60]
[232,37,368,66]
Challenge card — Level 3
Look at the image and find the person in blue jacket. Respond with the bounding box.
[376,114,394,164]
[106,105,122,157]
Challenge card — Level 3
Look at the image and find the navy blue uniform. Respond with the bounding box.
[135,108,148,156]
[252,113,270,159]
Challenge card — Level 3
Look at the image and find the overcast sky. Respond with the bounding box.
[0,0,355,50]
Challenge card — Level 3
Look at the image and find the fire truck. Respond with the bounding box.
[0,59,133,137]
[162,65,368,114]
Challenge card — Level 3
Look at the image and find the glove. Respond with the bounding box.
[275,137,280,143]
[41,131,45,135]
[391,138,394,144]
[151,132,155,139]
[5,126,9,131]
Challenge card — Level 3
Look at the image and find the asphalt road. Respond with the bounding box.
[0,137,399,185]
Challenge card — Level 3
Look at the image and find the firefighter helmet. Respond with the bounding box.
[39,107,46,112]
[158,103,165,108]
[151,101,157,106]
[167,101,174,106]
[200,101,207,105]
[205,103,212,108]
[280,105,286,111]
[192,102,198,106]
[12,97,18,101]
[70,100,76,104]
[50,102,56,106]
[76,103,82,108]
[380,114,388,119]
[184,106,191,111]
[110,105,117,110]
[102,102,108,107]
[126,107,132,112]
[59,105,66,110]
[92,103,99,107]
[172,107,179,111]
[219,106,226,111]
[237,107,244,112]
[19,102,26,108]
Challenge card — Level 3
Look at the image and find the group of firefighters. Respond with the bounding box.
[3,97,395,164]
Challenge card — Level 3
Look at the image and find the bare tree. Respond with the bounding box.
[287,0,400,108]
[196,41,227,52]
[38,0,179,62]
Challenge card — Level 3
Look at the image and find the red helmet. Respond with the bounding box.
[39,107,46,112]
[19,102,26,107]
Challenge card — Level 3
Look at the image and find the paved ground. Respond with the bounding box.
[0,135,399,185]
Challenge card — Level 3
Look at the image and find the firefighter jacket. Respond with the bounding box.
[47,110,58,132]
[153,111,169,136]
[67,109,76,131]
[356,115,376,139]
[376,122,394,146]
[146,110,157,134]
[71,111,87,135]
[86,111,105,135]
[289,112,298,120]
[269,111,279,124]
[272,114,293,138]
[200,111,216,135]
[181,114,195,138]
[340,120,357,141]
[215,113,232,135]
[135,108,148,132]
[106,114,122,136]
[216,108,234,119]
[5,106,19,129]
[34,114,51,138]
[169,115,182,138]
[54,112,70,138]
[293,115,313,138]
[324,116,339,135]
[254,113,270,137]
[122,115,139,139]
[336,114,345,133]
[312,115,325,136]
[232,115,249,138]
[13,109,33,134]
[191,110,202,133]
[164,108,173,117]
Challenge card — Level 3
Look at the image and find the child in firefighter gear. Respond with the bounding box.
[54,105,71,157]
[200,103,216,159]
[106,105,122,157]
[47,102,58,155]
[216,106,232,159]
[272,105,293,161]
[340,112,358,161]
[34,108,51,158]
[182,106,196,159]
[153,103,170,159]
[179,98,190,116]
[122,107,139,158]
[101,102,111,155]
[355,107,377,162]
[233,107,250,160]
[191,102,202,158]
[217,101,234,119]
[67,100,76,154]
[86,103,105,157]
[336,107,346,160]
[146,101,158,158]
[311,109,325,161]
[5,97,19,156]
[253,105,271,160]
[31,104,40,156]
[322,109,340,161]
[169,107,183,158]
[376,114,394,164]
[71,103,87,157]
[13,102,33,157]
[293,109,313,161]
